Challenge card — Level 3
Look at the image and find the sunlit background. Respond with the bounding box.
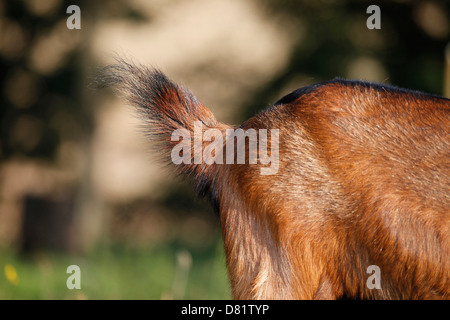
[0,0,449,299]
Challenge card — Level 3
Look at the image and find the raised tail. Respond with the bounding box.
[98,59,229,192]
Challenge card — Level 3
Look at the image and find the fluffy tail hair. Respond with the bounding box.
[98,59,227,190]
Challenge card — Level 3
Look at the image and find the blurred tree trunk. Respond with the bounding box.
[72,1,109,252]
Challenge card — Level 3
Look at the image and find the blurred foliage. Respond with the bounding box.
[241,0,449,119]
[0,0,88,160]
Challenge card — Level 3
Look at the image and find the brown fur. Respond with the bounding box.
[100,61,450,299]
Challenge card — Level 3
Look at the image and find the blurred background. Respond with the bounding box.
[0,0,449,299]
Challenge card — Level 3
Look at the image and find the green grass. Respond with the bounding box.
[0,240,231,300]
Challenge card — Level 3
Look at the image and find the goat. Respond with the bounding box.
[100,60,450,299]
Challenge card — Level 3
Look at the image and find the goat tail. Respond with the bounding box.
[98,58,228,190]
